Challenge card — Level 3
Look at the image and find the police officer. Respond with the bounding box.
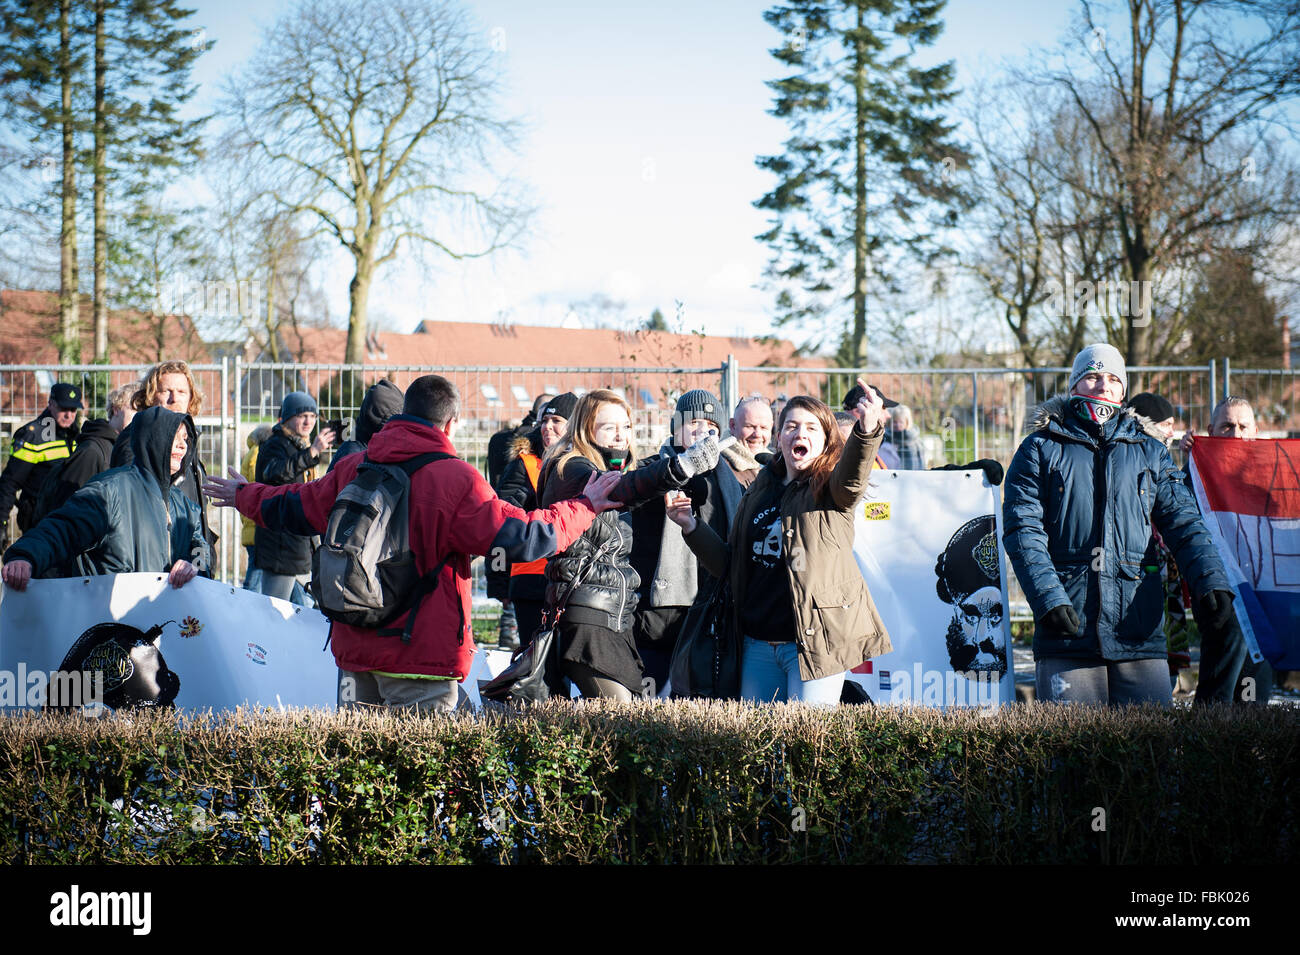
[0,382,82,547]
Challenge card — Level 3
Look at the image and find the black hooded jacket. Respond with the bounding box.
[328,379,403,472]
[112,412,212,557]
[5,407,207,578]
[29,418,120,528]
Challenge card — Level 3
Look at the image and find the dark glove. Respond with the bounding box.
[931,459,1004,486]
[670,435,720,481]
[1199,590,1237,634]
[1039,604,1081,639]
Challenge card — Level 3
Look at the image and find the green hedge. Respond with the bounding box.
[1,702,1295,863]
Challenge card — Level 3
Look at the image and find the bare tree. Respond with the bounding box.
[207,159,326,361]
[1045,0,1300,364]
[963,81,1115,366]
[226,0,529,364]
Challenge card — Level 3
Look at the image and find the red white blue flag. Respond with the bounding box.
[1189,437,1300,669]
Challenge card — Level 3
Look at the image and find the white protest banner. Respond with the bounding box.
[0,573,336,712]
[848,469,1014,708]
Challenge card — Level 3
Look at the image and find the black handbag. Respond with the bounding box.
[479,609,562,705]
[669,577,741,700]
[480,538,615,706]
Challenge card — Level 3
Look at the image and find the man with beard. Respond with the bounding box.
[935,515,1007,675]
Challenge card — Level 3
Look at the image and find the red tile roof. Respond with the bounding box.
[272,320,831,418]
[0,288,209,366]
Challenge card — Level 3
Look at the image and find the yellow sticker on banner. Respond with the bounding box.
[863,501,890,521]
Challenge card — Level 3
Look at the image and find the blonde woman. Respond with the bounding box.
[537,389,720,700]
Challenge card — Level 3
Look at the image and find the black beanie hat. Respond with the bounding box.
[541,392,578,422]
[1128,392,1175,423]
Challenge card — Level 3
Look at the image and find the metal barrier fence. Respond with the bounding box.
[741,364,1219,470]
[1221,360,1300,436]
[4,359,1296,620]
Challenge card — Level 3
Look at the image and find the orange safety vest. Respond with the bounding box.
[509,452,548,576]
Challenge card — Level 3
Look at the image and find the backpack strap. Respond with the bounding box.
[378,550,455,643]
[371,450,459,644]
[394,450,456,474]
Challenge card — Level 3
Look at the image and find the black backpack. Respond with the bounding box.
[310,451,454,642]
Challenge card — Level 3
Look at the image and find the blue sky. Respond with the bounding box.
[185,0,1079,343]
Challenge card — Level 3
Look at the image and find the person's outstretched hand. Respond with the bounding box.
[203,467,249,508]
[582,469,626,513]
[311,427,337,455]
[671,435,720,481]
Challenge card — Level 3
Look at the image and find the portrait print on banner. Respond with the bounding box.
[850,470,1015,708]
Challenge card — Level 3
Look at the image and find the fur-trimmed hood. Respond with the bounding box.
[509,427,544,460]
[1026,394,1167,442]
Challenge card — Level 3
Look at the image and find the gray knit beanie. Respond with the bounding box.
[674,389,725,433]
[1069,343,1128,397]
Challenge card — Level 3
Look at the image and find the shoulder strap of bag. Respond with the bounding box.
[544,533,619,627]
[371,450,459,643]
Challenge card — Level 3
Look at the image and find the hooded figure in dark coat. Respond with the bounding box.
[2,406,206,587]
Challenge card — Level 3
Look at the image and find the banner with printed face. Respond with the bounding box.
[0,573,336,713]
[1190,438,1300,669]
[847,469,1015,708]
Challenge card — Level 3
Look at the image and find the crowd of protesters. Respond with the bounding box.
[0,347,1284,713]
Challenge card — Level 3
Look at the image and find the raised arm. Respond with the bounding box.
[828,421,883,510]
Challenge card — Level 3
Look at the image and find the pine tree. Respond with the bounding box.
[92,0,206,360]
[755,0,969,366]
[1,0,205,362]
[1183,253,1287,368]
[0,0,89,362]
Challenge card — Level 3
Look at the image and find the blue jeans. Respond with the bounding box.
[242,545,263,592]
[260,571,313,608]
[740,637,845,706]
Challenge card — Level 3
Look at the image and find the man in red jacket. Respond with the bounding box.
[204,375,623,713]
